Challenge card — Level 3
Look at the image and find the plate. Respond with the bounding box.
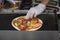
[11,16,43,31]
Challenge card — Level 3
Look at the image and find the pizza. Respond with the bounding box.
[12,16,43,31]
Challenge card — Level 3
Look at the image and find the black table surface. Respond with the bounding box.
[0,14,58,31]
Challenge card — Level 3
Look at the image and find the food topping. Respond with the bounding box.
[12,16,42,31]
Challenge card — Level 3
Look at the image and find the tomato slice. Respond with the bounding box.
[20,23,27,30]
[17,18,25,23]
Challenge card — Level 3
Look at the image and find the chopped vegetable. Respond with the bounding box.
[13,20,20,25]
[27,21,30,27]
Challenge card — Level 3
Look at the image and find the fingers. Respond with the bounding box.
[34,14,37,17]
[25,13,30,19]
[26,12,34,19]
[26,8,34,19]
[26,7,41,19]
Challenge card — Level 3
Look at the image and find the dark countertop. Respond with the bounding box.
[0,14,58,31]
[58,14,60,19]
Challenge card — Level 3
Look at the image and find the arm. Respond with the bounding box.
[41,0,50,5]
[26,0,50,19]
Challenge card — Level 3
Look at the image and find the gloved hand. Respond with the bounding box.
[26,3,46,19]
[7,0,15,4]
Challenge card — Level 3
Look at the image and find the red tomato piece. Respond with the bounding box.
[20,23,27,30]
[17,18,25,23]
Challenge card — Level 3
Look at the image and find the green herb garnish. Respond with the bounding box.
[13,20,20,24]
[27,21,30,27]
